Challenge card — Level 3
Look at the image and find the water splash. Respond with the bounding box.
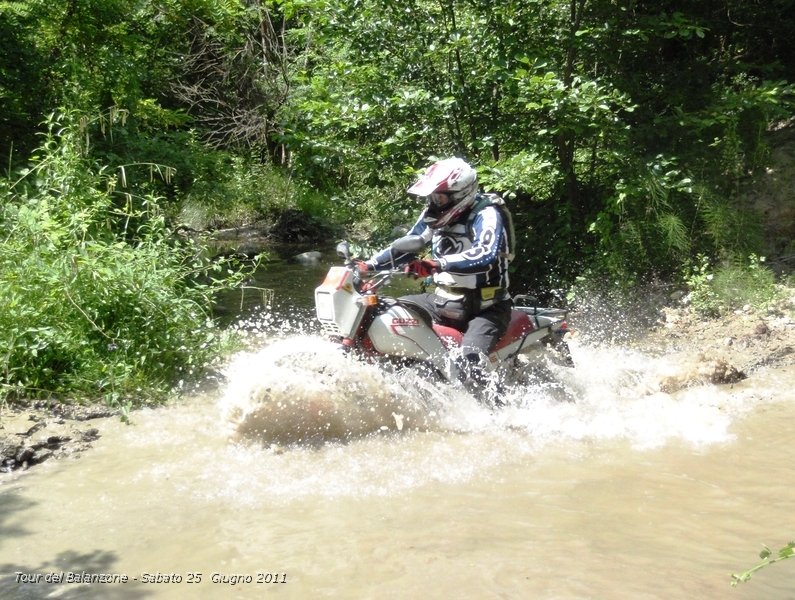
[494,340,757,449]
[89,329,775,505]
[216,325,759,454]
[217,336,440,446]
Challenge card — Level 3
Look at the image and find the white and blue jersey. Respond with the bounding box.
[369,197,511,292]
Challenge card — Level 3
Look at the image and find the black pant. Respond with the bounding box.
[400,292,512,360]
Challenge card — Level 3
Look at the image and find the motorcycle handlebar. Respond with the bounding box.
[351,265,419,294]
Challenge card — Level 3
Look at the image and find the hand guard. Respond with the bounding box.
[404,259,439,279]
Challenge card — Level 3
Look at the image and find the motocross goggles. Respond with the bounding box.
[429,191,453,207]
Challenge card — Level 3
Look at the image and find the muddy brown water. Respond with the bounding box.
[2,256,795,599]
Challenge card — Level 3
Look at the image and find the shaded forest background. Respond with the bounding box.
[1,0,794,403]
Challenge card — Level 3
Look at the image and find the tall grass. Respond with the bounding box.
[179,156,339,231]
[684,254,783,317]
[0,112,250,407]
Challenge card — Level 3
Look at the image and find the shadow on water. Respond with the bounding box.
[0,489,36,548]
[0,550,153,600]
[0,548,154,600]
[0,488,152,599]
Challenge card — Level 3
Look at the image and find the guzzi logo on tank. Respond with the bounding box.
[391,317,419,326]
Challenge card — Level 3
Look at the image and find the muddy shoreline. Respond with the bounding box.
[0,403,117,473]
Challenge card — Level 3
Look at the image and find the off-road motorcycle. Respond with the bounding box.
[313,236,573,393]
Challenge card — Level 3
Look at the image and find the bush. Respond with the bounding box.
[180,155,339,231]
[684,254,781,317]
[0,112,250,407]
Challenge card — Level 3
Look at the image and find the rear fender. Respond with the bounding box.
[491,307,568,361]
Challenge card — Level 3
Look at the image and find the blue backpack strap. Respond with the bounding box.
[467,193,515,261]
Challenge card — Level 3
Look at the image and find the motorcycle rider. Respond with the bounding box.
[360,157,513,391]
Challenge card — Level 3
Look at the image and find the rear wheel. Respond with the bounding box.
[544,335,574,367]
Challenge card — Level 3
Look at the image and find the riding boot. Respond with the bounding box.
[455,352,505,408]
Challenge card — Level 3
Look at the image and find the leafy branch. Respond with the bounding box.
[731,541,795,586]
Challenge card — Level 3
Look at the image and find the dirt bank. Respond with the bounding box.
[0,403,117,473]
[645,296,795,390]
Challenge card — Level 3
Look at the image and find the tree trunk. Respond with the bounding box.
[557,0,586,235]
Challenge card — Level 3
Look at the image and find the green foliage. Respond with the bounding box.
[586,155,699,279]
[180,155,338,231]
[684,255,781,317]
[480,153,559,201]
[0,111,251,405]
[511,59,636,158]
[732,541,795,586]
[283,0,520,184]
[0,0,249,168]
[279,0,795,288]
[2,0,794,311]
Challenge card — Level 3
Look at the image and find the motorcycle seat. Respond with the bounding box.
[396,298,435,328]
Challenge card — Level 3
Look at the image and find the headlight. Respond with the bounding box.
[315,291,334,321]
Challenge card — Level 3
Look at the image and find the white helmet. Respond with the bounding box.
[407,157,478,228]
